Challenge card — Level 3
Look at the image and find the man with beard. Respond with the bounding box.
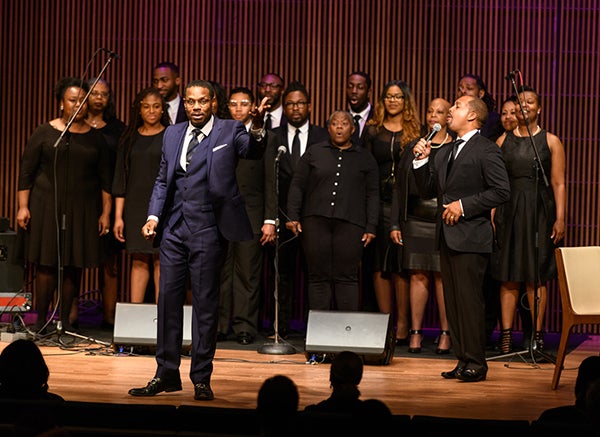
[412,95,510,382]
[152,62,187,124]
[265,81,328,339]
[129,80,268,400]
[257,73,286,130]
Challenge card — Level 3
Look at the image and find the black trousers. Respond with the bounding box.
[301,216,364,311]
[440,235,488,373]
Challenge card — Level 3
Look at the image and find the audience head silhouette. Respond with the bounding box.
[257,375,299,437]
[257,374,299,415]
[575,355,600,407]
[0,339,63,400]
[330,350,364,388]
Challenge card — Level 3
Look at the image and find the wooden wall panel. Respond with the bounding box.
[2,0,599,334]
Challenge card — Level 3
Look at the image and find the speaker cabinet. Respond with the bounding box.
[0,231,24,295]
[113,303,192,348]
[304,310,396,365]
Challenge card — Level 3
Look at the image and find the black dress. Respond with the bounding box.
[17,123,111,268]
[112,131,164,254]
[393,137,454,272]
[364,125,404,273]
[491,130,558,282]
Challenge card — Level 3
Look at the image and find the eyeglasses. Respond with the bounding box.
[228,100,252,107]
[184,98,212,107]
[258,82,282,89]
[284,101,308,109]
[91,91,109,98]
[384,94,405,101]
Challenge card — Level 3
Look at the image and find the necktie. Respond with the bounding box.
[186,128,202,168]
[353,115,361,133]
[291,128,301,166]
[446,139,464,177]
[265,113,272,130]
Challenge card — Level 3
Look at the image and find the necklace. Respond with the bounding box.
[430,133,449,149]
[515,125,541,137]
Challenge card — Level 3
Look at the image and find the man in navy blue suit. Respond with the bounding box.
[129,80,267,401]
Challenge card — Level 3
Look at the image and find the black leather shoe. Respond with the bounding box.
[457,368,487,382]
[441,366,464,379]
[236,332,254,345]
[128,377,182,396]
[194,383,214,401]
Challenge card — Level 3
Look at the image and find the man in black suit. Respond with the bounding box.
[258,73,286,130]
[217,87,276,345]
[346,71,374,147]
[152,62,188,124]
[412,95,510,382]
[346,71,377,312]
[266,81,328,339]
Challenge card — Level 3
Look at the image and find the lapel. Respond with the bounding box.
[169,123,188,178]
[205,118,222,177]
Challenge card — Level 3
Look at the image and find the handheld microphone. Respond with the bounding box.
[504,69,519,80]
[101,48,121,59]
[414,123,441,158]
[275,145,287,161]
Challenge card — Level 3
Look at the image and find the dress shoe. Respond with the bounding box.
[194,382,214,401]
[441,366,464,379]
[457,368,487,382]
[236,332,254,345]
[128,377,182,396]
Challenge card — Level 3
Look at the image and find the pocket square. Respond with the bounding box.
[213,143,228,152]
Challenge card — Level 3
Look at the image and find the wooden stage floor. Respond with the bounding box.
[2,330,598,422]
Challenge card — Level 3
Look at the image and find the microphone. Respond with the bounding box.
[275,145,287,161]
[504,69,519,80]
[414,123,441,158]
[101,48,121,59]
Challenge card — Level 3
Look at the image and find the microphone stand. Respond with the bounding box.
[258,149,295,355]
[41,51,117,348]
[488,72,555,365]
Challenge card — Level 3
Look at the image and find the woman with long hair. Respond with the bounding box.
[112,87,170,302]
[364,80,424,344]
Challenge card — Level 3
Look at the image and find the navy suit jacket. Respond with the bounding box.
[413,133,510,253]
[148,117,265,242]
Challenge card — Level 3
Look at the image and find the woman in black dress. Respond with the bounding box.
[390,98,454,354]
[112,87,170,303]
[364,80,423,343]
[16,77,112,333]
[85,77,126,328]
[492,86,566,353]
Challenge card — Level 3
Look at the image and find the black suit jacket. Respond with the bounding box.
[270,123,329,218]
[174,99,188,124]
[349,104,375,146]
[413,133,510,253]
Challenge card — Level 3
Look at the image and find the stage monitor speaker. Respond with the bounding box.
[0,231,24,293]
[113,303,192,348]
[304,310,396,365]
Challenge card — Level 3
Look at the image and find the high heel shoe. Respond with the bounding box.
[533,330,545,353]
[498,328,513,354]
[435,330,451,355]
[407,329,422,353]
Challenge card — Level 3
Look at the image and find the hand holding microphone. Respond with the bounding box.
[414,123,441,159]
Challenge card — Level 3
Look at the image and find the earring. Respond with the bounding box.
[60,105,64,111]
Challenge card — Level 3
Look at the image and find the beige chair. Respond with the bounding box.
[552,246,600,389]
